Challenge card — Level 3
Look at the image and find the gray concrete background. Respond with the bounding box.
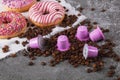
[0,0,120,80]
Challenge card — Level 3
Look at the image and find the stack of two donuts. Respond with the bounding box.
[0,0,65,39]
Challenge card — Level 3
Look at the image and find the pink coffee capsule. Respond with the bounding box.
[90,26,105,42]
[83,44,98,59]
[29,35,45,50]
[76,26,89,41]
[57,35,70,52]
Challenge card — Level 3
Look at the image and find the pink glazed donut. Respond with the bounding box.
[2,0,37,12]
[0,11,27,39]
[29,1,65,27]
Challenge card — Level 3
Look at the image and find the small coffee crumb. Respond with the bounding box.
[109,65,116,70]
[22,41,28,47]
[101,9,106,12]
[41,62,47,66]
[86,68,93,73]
[107,70,115,77]
[28,61,34,66]
[10,53,17,58]
[77,13,81,16]
[117,77,120,80]
[66,9,69,12]
[30,57,36,60]
[91,8,95,11]
[78,7,84,12]
[63,6,66,9]
[2,45,9,53]
[57,0,61,3]
[93,22,98,25]
[15,40,20,44]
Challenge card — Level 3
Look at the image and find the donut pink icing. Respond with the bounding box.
[29,1,65,25]
[2,0,36,8]
[0,11,26,36]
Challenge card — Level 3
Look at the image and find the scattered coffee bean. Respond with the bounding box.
[9,53,17,58]
[59,14,77,27]
[2,45,9,53]
[57,0,61,3]
[109,65,116,70]
[86,68,93,73]
[101,9,106,12]
[77,13,81,16]
[91,8,95,11]
[78,7,84,12]
[15,40,20,44]
[107,70,115,77]
[117,77,120,80]
[28,61,34,66]
[66,9,69,12]
[22,41,28,47]
[41,62,47,66]
[93,22,98,25]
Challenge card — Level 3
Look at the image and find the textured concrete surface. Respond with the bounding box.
[0,0,120,80]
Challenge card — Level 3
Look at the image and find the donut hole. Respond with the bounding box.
[55,9,59,11]
[42,11,49,15]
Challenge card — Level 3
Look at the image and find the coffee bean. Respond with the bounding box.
[91,8,95,11]
[101,9,106,12]
[15,40,20,44]
[107,70,115,77]
[109,65,116,70]
[28,61,34,66]
[9,53,17,58]
[86,68,93,73]
[22,40,28,47]
[41,62,47,66]
[2,45,9,53]
[78,7,84,12]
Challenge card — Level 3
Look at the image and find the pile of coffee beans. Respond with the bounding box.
[19,19,120,74]
[59,14,78,27]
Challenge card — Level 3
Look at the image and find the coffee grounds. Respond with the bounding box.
[2,45,9,53]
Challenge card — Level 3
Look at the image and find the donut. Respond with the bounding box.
[29,1,65,27]
[0,11,27,39]
[2,0,37,12]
